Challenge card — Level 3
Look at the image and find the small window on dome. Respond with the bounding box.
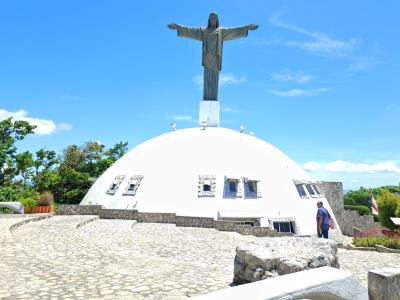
[243,178,261,198]
[306,184,317,197]
[107,175,126,195]
[312,184,323,196]
[123,175,143,196]
[229,181,236,193]
[198,175,216,197]
[223,177,242,198]
[295,184,308,198]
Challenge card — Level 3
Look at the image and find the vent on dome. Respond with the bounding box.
[223,177,242,198]
[123,175,143,196]
[198,175,216,197]
[243,178,261,198]
[106,175,126,195]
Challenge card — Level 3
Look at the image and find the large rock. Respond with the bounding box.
[233,237,339,284]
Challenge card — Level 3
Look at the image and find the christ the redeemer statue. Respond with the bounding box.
[168,13,258,101]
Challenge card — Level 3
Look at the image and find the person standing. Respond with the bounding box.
[316,201,331,238]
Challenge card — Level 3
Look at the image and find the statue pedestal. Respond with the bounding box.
[199,100,220,127]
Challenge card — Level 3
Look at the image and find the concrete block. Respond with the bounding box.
[368,268,400,300]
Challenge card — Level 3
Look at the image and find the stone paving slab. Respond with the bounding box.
[0,216,399,299]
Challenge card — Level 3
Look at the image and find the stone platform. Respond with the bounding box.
[0,216,399,299]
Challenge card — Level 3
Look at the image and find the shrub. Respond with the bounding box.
[353,237,400,249]
[377,192,400,230]
[354,227,382,238]
[373,214,380,222]
[344,205,371,216]
[20,197,37,208]
[344,187,370,206]
[37,191,54,206]
[382,228,400,238]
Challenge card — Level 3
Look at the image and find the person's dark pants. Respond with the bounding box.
[318,227,329,239]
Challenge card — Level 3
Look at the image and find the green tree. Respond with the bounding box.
[105,141,128,161]
[15,151,34,185]
[344,187,371,207]
[52,166,91,204]
[377,192,400,230]
[0,118,35,185]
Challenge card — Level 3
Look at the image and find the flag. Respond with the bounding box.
[370,190,379,216]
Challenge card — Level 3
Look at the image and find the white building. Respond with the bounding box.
[81,123,340,236]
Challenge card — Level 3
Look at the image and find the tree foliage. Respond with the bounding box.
[0,118,35,185]
[0,119,128,207]
[376,191,400,230]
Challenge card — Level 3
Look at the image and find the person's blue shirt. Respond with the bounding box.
[316,207,331,229]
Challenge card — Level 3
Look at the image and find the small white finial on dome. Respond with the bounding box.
[249,131,255,136]
[201,120,207,130]
[240,125,245,133]
[170,123,176,132]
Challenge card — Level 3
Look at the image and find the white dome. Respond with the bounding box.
[81,127,339,236]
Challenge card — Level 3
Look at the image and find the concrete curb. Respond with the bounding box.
[347,243,376,251]
[131,220,138,229]
[375,244,400,254]
[9,214,53,232]
[75,216,100,229]
[348,243,400,253]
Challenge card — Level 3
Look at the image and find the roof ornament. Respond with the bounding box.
[240,125,245,133]
[170,123,176,132]
[201,120,207,130]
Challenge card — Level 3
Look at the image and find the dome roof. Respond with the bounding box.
[81,127,338,235]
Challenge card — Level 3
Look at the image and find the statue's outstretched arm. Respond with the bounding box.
[167,23,203,41]
[222,24,259,41]
[167,23,178,30]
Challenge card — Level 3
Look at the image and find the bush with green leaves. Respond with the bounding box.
[373,214,380,222]
[377,192,400,230]
[344,205,371,216]
[0,186,38,202]
[38,191,54,206]
[20,196,38,208]
[353,236,400,249]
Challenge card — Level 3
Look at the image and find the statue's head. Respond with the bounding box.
[208,12,219,28]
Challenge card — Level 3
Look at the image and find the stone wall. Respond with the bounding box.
[176,216,214,228]
[235,225,293,237]
[213,220,238,231]
[100,209,138,220]
[55,205,281,237]
[138,212,176,224]
[57,204,103,215]
[317,181,381,236]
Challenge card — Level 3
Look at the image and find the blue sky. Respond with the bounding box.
[1,0,399,190]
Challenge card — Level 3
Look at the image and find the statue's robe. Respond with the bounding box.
[176,25,249,101]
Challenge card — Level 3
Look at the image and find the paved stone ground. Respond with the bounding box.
[0,216,399,299]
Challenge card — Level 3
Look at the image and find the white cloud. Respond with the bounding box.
[271,88,330,97]
[270,69,314,84]
[0,108,71,135]
[304,160,400,173]
[349,58,384,71]
[57,123,73,131]
[172,115,197,123]
[219,73,247,86]
[193,72,246,89]
[220,105,244,113]
[270,13,359,57]
[303,161,322,172]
